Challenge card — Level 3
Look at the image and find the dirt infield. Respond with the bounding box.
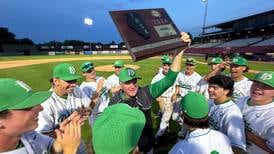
[0,55,260,73]
[0,56,132,69]
[95,64,140,72]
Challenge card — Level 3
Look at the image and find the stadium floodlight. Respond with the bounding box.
[84,17,93,51]
[84,17,93,26]
[202,0,208,35]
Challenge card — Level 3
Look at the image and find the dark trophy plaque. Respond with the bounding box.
[110,8,188,61]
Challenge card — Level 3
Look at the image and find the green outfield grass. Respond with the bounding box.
[0,55,273,153]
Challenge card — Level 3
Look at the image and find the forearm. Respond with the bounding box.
[204,68,222,81]
[149,70,178,98]
[246,131,273,153]
[170,49,184,72]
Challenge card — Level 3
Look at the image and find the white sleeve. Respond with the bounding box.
[224,113,246,150]
[36,103,55,133]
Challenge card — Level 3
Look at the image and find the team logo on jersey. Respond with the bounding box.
[68,66,76,74]
[260,73,272,80]
[127,69,135,76]
[209,117,219,130]
[16,80,32,92]
[243,116,252,132]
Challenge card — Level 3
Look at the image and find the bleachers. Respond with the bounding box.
[216,37,262,47]
[195,42,222,48]
[252,36,274,46]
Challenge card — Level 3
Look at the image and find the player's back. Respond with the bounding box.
[169,128,233,154]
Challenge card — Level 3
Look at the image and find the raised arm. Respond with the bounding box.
[149,32,191,98]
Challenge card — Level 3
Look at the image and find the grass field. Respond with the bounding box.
[0,54,273,153]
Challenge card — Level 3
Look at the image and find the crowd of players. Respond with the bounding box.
[0,32,273,154]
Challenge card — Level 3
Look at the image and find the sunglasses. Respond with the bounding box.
[64,79,77,84]
[85,69,94,73]
[114,66,122,68]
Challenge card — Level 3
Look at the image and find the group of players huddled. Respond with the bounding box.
[0,32,273,154]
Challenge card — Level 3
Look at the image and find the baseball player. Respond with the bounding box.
[196,57,227,99]
[106,60,124,94]
[79,61,110,125]
[92,103,146,154]
[230,56,253,102]
[236,71,274,153]
[154,55,173,118]
[0,78,82,154]
[174,57,202,97]
[169,92,233,154]
[207,75,246,153]
[151,57,181,140]
[36,63,91,154]
[172,57,202,138]
[108,32,191,154]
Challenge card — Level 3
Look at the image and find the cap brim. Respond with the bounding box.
[10,91,52,110]
[61,75,82,81]
[252,79,274,88]
[120,77,141,83]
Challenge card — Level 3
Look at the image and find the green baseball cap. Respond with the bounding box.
[180,92,209,119]
[81,61,94,72]
[92,103,145,154]
[185,57,196,65]
[209,57,223,65]
[162,58,172,64]
[161,55,169,60]
[53,63,81,81]
[231,56,248,66]
[119,68,141,83]
[113,60,124,67]
[253,71,274,88]
[0,78,52,112]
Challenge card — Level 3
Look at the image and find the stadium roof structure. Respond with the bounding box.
[188,9,274,56]
[200,9,274,37]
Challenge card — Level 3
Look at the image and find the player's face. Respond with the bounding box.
[230,64,246,79]
[162,63,170,75]
[250,81,274,105]
[0,105,43,135]
[121,79,138,97]
[84,68,96,79]
[210,64,219,70]
[185,64,195,75]
[114,66,122,75]
[54,78,77,95]
[208,84,229,102]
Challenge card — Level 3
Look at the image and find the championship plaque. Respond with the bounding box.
[110,8,188,61]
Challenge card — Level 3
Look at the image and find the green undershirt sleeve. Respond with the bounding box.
[148,70,178,99]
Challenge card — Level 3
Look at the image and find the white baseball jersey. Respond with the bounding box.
[176,71,202,97]
[151,71,176,98]
[169,128,233,154]
[36,86,90,133]
[106,73,119,88]
[232,77,253,102]
[2,131,53,154]
[236,97,274,154]
[195,77,210,100]
[208,99,246,151]
[36,86,90,154]
[80,76,110,125]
